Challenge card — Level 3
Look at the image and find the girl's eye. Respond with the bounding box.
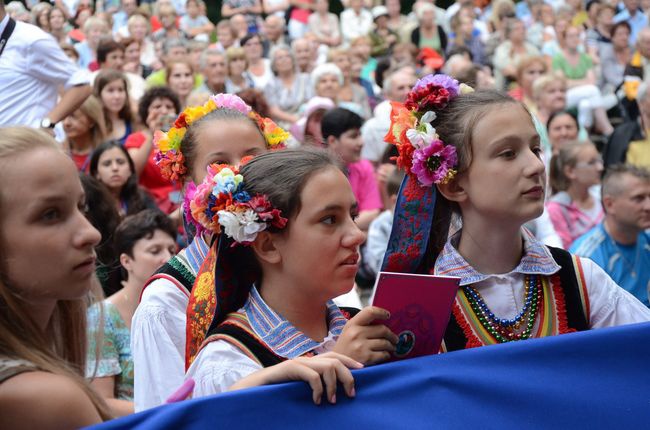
[321,215,336,225]
[149,247,161,255]
[41,208,60,222]
[499,150,516,159]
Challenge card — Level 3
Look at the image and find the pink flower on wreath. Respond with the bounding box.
[411,140,458,187]
[210,94,251,115]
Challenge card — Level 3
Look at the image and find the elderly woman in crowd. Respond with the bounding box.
[509,55,548,107]
[410,3,447,56]
[265,45,313,126]
[242,33,274,90]
[493,18,540,90]
[599,21,632,93]
[328,48,371,118]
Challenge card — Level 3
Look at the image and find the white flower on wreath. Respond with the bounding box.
[406,111,438,150]
[218,209,268,243]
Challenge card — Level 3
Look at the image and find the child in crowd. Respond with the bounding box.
[131,94,286,411]
[321,107,382,231]
[0,127,111,428]
[180,0,214,42]
[547,140,604,249]
[87,210,177,417]
[185,149,397,399]
[383,75,650,352]
[93,70,135,144]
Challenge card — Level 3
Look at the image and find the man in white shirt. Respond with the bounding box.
[340,0,373,44]
[0,0,91,130]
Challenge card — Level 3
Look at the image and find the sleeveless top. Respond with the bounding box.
[0,356,38,384]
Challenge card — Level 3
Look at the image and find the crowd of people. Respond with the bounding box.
[0,0,649,428]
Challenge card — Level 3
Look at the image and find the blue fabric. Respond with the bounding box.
[89,322,650,429]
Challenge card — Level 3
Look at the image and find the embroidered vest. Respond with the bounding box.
[442,247,590,352]
[199,307,360,368]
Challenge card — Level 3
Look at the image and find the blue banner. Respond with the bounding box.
[91,323,650,429]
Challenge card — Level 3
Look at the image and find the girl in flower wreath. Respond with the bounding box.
[382,75,650,351]
[132,93,289,411]
[184,148,398,400]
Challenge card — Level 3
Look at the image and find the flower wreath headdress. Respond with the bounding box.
[153,94,290,182]
[189,161,288,244]
[385,74,474,188]
[380,74,474,275]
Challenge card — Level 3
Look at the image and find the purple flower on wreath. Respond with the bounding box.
[411,140,458,187]
[413,74,460,98]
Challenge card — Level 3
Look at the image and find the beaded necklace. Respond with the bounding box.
[462,274,544,343]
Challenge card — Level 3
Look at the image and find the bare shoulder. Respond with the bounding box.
[0,371,102,430]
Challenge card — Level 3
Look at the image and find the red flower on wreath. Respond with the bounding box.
[405,84,451,112]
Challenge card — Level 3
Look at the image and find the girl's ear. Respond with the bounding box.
[563,164,576,181]
[437,177,467,203]
[251,231,282,265]
[120,253,133,273]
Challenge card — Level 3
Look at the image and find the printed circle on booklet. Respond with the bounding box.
[395,330,416,357]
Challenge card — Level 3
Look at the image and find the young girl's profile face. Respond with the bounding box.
[329,128,363,165]
[191,119,267,184]
[100,79,127,115]
[1,148,101,303]
[271,167,365,302]
[456,104,546,226]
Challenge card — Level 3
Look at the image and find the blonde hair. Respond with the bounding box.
[0,127,112,421]
[532,72,566,100]
[73,95,107,150]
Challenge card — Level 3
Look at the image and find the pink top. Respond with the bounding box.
[347,159,382,212]
[546,191,604,249]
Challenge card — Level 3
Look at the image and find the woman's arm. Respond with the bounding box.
[126,132,152,176]
[269,105,300,124]
[90,376,134,417]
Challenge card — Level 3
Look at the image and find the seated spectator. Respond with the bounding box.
[76,16,111,69]
[94,70,136,144]
[599,21,632,94]
[221,0,263,34]
[230,13,250,39]
[265,45,313,126]
[340,0,373,44]
[547,140,605,248]
[125,14,157,69]
[551,25,614,135]
[369,6,398,59]
[94,38,147,100]
[623,27,650,102]
[87,210,176,417]
[410,3,447,57]
[242,33,274,90]
[493,18,540,90]
[327,49,371,118]
[263,0,289,17]
[146,39,203,89]
[47,6,69,44]
[322,107,381,230]
[262,14,288,53]
[121,37,153,79]
[290,96,335,146]
[350,35,377,82]
[225,46,255,93]
[213,19,238,52]
[508,55,547,106]
[292,37,317,73]
[151,4,186,43]
[547,110,581,155]
[63,95,107,173]
[308,0,341,48]
[605,81,650,170]
[125,86,182,215]
[447,9,486,65]
[90,141,157,217]
[586,4,614,55]
[613,0,647,44]
[193,49,228,95]
[386,0,408,36]
[571,164,650,306]
[165,60,194,108]
[180,0,214,42]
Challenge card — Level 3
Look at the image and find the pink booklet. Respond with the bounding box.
[371,272,460,362]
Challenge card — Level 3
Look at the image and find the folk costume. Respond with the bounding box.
[182,162,357,399]
[131,94,290,411]
[381,74,650,353]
